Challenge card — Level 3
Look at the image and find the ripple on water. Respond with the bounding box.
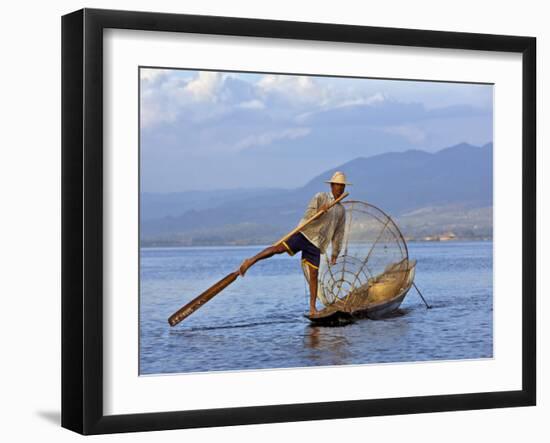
[139,242,493,374]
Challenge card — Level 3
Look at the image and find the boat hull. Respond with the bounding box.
[353,286,411,319]
[308,260,416,324]
[305,309,355,326]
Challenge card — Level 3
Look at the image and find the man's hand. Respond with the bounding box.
[319,203,330,212]
[330,255,338,265]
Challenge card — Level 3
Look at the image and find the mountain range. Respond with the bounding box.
[141,142,493,246]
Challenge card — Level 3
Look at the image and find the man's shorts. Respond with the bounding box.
[282,232,321,270]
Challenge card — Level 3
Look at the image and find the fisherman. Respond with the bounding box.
[238,171,350,317]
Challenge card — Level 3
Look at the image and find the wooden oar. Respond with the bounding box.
[168,271,240,326]
[271,192,349,246]
[168,192,349,327]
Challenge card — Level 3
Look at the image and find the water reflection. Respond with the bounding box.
[304,325,354,366]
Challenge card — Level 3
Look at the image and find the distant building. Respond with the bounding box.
[439,232,457,241]
[423,236,438,242]
[422,232,457,242]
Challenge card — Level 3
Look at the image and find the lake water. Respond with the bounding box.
[139,241,493,375]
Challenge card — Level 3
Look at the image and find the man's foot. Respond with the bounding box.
[309,308,321,318]
[239,258,253,276]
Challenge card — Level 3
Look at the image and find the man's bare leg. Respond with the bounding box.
[307,266,320,316]
[239,243,287,276]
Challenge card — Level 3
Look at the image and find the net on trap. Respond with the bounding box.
[301,200,410,311]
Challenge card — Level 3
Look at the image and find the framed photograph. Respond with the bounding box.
[61,8,536,435]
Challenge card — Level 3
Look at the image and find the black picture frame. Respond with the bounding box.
[61,8,536,435]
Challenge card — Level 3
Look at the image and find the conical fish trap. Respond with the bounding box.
[302,201,409,310]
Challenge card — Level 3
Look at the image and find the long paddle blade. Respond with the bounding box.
[168,271,240,327]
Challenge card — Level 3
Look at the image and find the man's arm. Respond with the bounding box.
[330,208,346,263]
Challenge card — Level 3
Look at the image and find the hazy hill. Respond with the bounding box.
[141,142,493,246]
[141,188,287,221]
[299,142,492,213]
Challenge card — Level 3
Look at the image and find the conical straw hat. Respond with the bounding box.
[325,171,352,185]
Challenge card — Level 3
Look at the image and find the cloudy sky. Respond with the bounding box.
[140,68,493,193]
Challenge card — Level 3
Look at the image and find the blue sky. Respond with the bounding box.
[140,68,493,192]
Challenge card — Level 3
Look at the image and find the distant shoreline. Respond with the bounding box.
[140,238,493,249]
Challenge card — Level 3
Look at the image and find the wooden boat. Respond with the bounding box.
[299,200,420,326]
[306,258,416,324]
[305,305,355,326]
[351,259,416,319]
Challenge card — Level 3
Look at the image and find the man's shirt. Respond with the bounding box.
[298,192,346,257]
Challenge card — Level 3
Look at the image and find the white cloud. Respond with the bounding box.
[256,75,391,113]
[238,99,265,110]
[140,70,191,128]
[330,92,386,109]
[184,71,225,102]
[141,70,392,130]
[382,124,427,144]
[233,127,311,152]
[140,68,170,83]
[141,70,261,129]
[141,71,230,129]
[140,70,490,153]
[257,75,330,105]
[140,101,178,129]
[295,92,387,122]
